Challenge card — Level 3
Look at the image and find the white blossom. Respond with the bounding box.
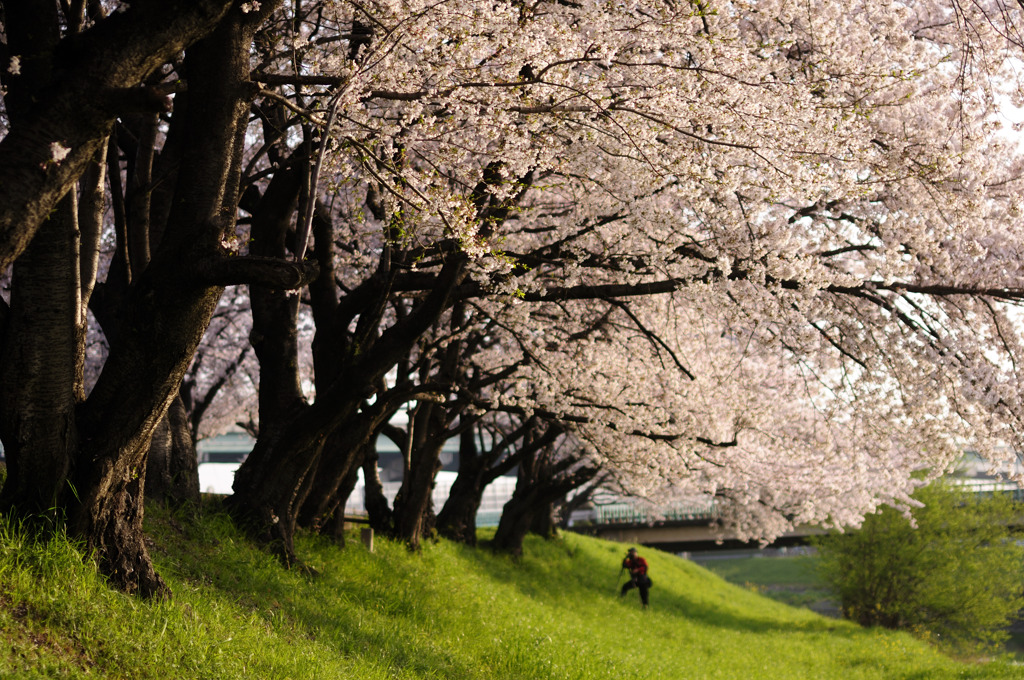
[49,141,70,165]
[236,0,1024,540]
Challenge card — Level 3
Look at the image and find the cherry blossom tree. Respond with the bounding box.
[0,0,317,595]
[216,0,1024,558]
[436,414,552,546]
[7,0,1024,586]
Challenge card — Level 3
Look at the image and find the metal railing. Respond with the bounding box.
[593,500,719,525]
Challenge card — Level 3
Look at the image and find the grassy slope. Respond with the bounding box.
[697,555,824,587]
[0,503,1020,680]
[696,554,838,610]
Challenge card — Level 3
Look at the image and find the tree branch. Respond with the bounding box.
[0,0,240,270]
[97,87,174,115]
[190,256,320,289]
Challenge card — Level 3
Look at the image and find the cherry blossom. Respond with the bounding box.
[233,0,1024,543]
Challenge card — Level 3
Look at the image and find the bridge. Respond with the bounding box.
[567,499,825,551]
[569,514,827,552]
[568,478,1024,552]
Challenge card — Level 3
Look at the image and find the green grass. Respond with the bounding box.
[697,554,823,587]
[697,553,837,610]
[0,502,1021,679]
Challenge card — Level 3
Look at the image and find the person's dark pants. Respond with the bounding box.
[620,575,649,605]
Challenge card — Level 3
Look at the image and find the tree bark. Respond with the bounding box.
[390,401,448,550]
[66,11,263,596]
[0,0,240,270]
[226,145,315,563]
[491,443,598,556]
[0,195,81,518]
[529,499,559,540]
[7,6,278,597]
[298,428,365,532]
[229,255,468,562]
[145,393,201,509]
[436,428,489,545]
[491,489,540,558]
[437,417,559,545]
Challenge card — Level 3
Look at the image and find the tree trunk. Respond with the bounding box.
[230,256,468,561]
[0,195,81,519]
[492,444,599,556]
[363,443,394,534]
[0,0,240,270]
[298,428,368,532]
[436,428,489,545]
[0,3,308,597]
[436,466,488,545]
[491,486,540,558]
[529,500,558,539]
[0,190,175,598]
[71,10,270,596]
[82,454,166,597]
[227,141,321,564]
[390,402,448,550]
[438,418,561,545]
[318,456,364,542]
[229,396,352,564]
[145,392,201,509]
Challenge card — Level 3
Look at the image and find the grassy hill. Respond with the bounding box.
[1,502,1021,679]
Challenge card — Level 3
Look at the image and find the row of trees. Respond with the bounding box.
[5,0,1024,595]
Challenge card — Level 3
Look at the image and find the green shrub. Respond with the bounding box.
[816,481,1024,655]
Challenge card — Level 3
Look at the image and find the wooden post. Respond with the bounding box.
[360,527,374,552]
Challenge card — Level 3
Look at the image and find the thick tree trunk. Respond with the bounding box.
[436,466,488,545]
[0,3,309,597]
[84,456,166,597]
[491,486,542,558]
[390,402,448,550]
[438,418,561,545]
[0,193,172,598]
[390,450,441,550]
[436,428,489,545]
[390,302,470,549]
[64,10,270,596]
[227,144,321,564]
[230,256,468,561]
[0,195,81,518]
[229,412,335,564]
[363,444,394,534]
[492,446,599,556]
[529,500,558,539]
[298,428,367,532]
[0,0,240,270]
[145,393,201,509]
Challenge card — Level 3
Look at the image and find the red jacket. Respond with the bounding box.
[623,555,648,577]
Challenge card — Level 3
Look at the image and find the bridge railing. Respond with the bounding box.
[950,478,1024,503]
[593,500,719,525]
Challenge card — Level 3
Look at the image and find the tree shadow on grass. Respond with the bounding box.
[462,531,858,638]
[148,504,876,680]
[149,506,490,679]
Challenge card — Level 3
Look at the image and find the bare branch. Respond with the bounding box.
[190,256,320,289]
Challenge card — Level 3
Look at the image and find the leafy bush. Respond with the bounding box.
[816,481,1024,655]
